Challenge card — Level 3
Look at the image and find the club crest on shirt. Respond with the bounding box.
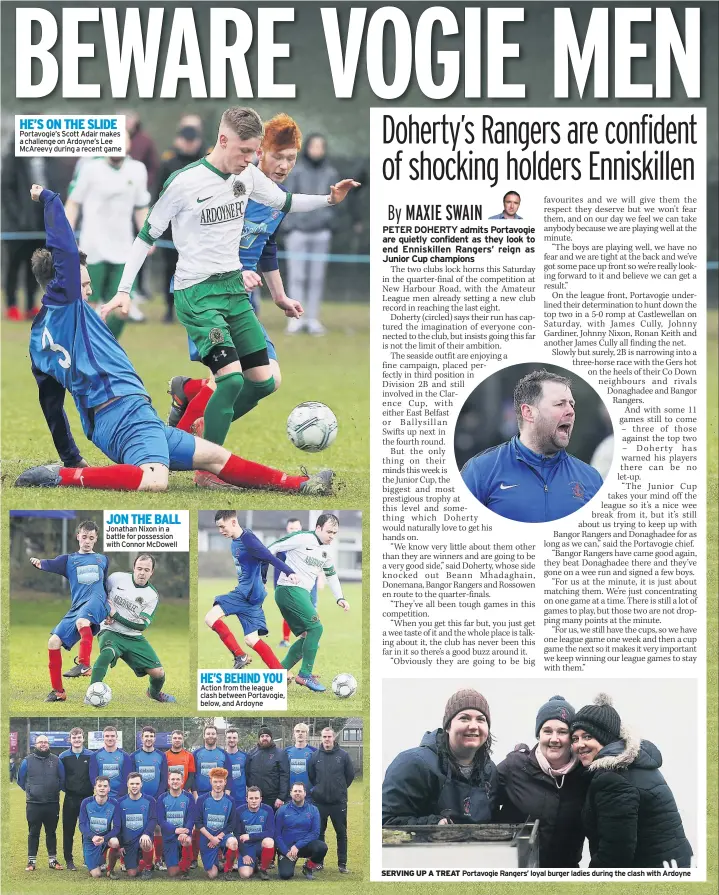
[233,180,246,197]
[209,328,224,345]
[570,481,585,501]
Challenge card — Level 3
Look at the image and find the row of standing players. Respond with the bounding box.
[19,723,355,878]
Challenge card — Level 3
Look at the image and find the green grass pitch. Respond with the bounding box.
[1,299,368,508]
[4,775,365,891]
[198,579,362,714]
[9,599,190,715]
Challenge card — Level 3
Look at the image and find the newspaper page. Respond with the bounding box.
[0,3,716,895]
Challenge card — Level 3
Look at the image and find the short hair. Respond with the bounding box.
[209,767,228,780]
[127,772,143,783]
[141,726,156,736]
[513,370,573,426]
[70,727,84,737]
[291,781,306,791]
[95,775,110,785]
[168,769,184,778]
[32,247,88,290]
[220,107,263,141]
[134,553,156,570]
[321,727,335,736]
[503,190,521,202]
[214,510,237,522]
[316,513,339,530]
[76,519,99,536]
[204,724,217,734]
[171,730,184,738]
[103,726,117,734]
[247,785,262,796]
[263,113,302,153]
[225,727,239,736]
[293,722,309,734]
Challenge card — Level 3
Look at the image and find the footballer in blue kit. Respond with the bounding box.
[224,727,248,803]
[286,722,317,793]
[156,771,196,878]
[109,772,157,878]
[131,727,168,799]
[205,510,298,671]
[236,787,275,880]
[192,725,230,797]
[30,518,110,701]
[15,184,334,496]
[78,777,120,877]
[195,768,238,878]
[460,370,604,523]
[89,726,132,798]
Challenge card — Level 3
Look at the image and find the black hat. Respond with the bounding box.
[570,693,621,746]
[535,695,575,737]
[178,125,200,141]
[258,726,273,738]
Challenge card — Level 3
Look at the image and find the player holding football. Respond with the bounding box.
[15,185,333,496]
[268,513,349,692]
[87,553,176,704]
[104,107,358,450]
[30,519,109,702]
[206,510,300,670]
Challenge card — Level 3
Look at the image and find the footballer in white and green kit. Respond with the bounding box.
[106,106,359,448]
[88,554,176,703]
[268,514,350,691]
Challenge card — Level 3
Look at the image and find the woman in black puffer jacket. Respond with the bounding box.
[570,694,693,868]
[495,695,588,867]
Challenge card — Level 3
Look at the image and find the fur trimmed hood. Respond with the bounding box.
[589,729,662,772]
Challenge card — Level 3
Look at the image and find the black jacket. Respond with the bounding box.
[246,743,290,804]
[307,744,355,805]
[59,748,94,798]
[495,745,588,867]
[583,735,693,868]
[382,729,497,826]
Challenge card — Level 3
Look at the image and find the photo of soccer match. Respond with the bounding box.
[8,511,190,713]
[8,716,364,884]
[198,510,362,711]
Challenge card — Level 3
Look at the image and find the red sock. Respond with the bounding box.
[223,848,237,873]
[107,847,119,872]
[153,835,163,861]
[260,846,274,870]
[78,626,93,666]
[58,465,144,490]
[180,845,193,872]
[218,454,306,491]
[183,378,206,400]
[211,619,245,657]
[282,620,291,641]
[306,860,319,870]
[251,639,283,669]
[192,829,201,860]
[177,385,214,432]
[139,848,154,871]
[48,649,63,692]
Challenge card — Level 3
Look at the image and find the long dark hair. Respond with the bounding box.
[437,728,494,786]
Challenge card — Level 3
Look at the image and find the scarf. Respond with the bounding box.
[535,745,577,787]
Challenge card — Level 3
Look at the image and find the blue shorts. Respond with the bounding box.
[163,836,181,868]
[52,598,107,650]
[122,839,144,870]
[199,838,224,871]
[82,840,107,871]
[92,395,195,470]
[188,323,277,364]
[239,840,263,864]
[215,593,268,637]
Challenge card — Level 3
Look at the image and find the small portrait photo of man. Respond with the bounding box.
[455,365,612,523]
[489,190,522,220]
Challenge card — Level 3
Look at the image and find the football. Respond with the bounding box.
[332,672,357,699]
[287,402,338,453]
[85,681,112,708]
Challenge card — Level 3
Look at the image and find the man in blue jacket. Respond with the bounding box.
[460,369,603,522]
[275,782,327,880]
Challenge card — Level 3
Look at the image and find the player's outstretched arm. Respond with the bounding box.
[30,555,69,576]
[240,530,295,578]
[31,184,82,304]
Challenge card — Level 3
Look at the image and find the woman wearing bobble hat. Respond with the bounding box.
[382,688,498,826]
[570,693,693,868]
[495,695,588,867]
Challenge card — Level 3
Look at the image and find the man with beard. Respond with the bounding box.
[191,725,229,864]
[308,728,354,873]
[18,734,66,871]
[460,370,603,522]
[275,783,327,879]
[246,727,290,810]
[165,730,196,792]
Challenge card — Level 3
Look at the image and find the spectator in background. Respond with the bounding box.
[10,756,18,783]
[308,727,354,873]
[156,122,206,322]
[2,152,47,319]
[18,734,66,871]
[59,727,94,871]
[282,134,339,336]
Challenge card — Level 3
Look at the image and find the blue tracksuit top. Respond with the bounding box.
[236,802,274,841]
[79,796,120,843]
[225,750,248,802]
[460,436,603,523]
[274,801,320,854]
[29,190,150,441]
[117,794,157,844]
[38,552,109,611]
[192,747,229,794]
[285,745,316,789]
[131,749,167,798]
[157,790,196,838]
[229,531,293,605]
[239,187,288,273]
[90,748,132,797]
